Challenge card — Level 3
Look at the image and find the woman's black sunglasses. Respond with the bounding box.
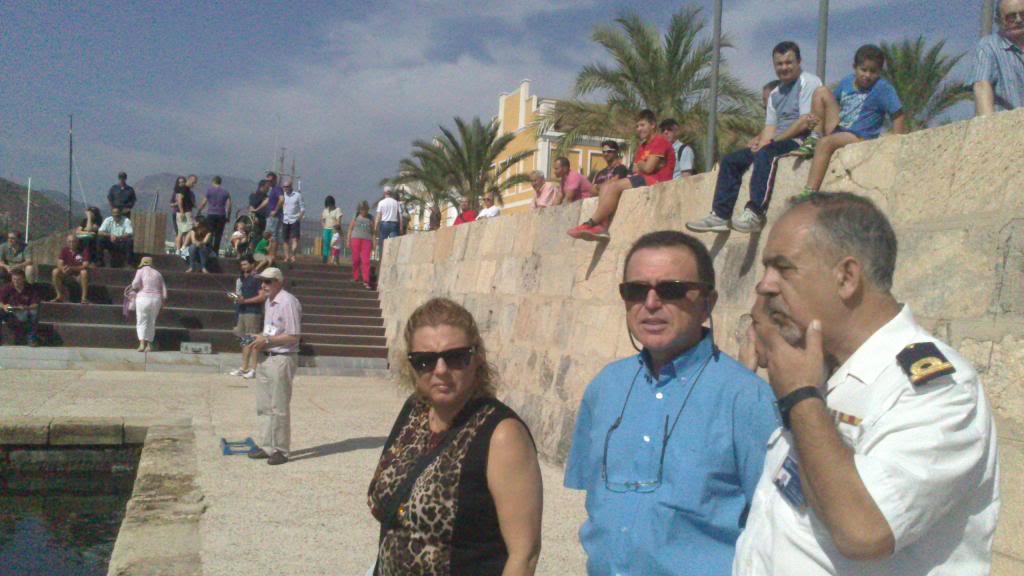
[618,280,711,303]
[407,346,476,374]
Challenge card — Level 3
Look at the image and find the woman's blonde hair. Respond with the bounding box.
[401,298,497,397]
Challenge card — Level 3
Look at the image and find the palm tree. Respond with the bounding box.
[411,117,534,210]
[535,7,761,169]
[382,156,457,231]
[880,37,970,132]
[385,117,533,227]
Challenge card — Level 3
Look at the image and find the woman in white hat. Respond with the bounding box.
[131,256,167,352]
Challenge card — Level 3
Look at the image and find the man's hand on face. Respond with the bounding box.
[739,322,760,372]
[751,303,827,398]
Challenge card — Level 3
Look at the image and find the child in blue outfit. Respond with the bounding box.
[804,44,906,194]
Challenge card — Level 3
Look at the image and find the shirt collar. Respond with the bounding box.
[827,304,916,391]
[998,32,1024,52]
[639,330,715,382]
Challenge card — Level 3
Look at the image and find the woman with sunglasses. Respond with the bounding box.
[368,298,542,575]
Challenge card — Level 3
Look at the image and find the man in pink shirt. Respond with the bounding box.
[554,157,594,202]
[530,170,563,208]
[247,267,302,466]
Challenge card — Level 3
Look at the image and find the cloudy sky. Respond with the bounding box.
[1,1,986,211]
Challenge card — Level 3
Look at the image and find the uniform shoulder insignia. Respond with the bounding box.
[896,342,956,387]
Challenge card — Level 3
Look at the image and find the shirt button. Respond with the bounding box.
[643,435,651,443]
[655,392,664,400]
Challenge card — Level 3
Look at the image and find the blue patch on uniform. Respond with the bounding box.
[774,453,806,509]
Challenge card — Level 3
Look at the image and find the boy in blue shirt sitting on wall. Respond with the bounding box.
[801,44,906,195]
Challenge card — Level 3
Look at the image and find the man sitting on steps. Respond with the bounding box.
[50,234,91,304]
[568,109,675,242]
[687,41,833,235]
[98,207,135,268]
[0,269,41,346]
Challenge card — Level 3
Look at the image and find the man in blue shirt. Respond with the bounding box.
[802,44,905,195]
[564,230,779,576]
[973,0,1024,115]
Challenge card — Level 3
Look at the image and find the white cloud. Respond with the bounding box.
[139,3,591,207]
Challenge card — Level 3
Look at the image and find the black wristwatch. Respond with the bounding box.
[777,387,824,430]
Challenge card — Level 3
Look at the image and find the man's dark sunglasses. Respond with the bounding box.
[1004,10,1024,23]
[260,278,278,284]
[407,346,475,374]
[618,280,712,302]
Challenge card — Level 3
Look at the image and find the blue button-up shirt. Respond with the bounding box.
[564,334,779,576]
[972,33,1024,111]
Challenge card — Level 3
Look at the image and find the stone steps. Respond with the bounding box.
[20,322,387,357]
[38,303,386,335]
[12,253,387,360]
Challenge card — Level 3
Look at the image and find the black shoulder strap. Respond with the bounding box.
[378,398,489,532]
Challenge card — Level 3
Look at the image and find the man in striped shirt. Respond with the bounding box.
[973,0,1024,115]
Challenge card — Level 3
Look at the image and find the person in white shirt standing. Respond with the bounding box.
[375,187,403,244]
[476,193,501,219]
[280,179,305,264]
[735,192,999,576]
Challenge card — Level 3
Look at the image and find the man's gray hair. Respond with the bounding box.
[529,170,545,180]
[787,192,898,291]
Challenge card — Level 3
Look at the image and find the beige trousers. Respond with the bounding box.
[255,353,297,456]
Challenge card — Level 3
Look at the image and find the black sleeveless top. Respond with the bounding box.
[368,395,529,575]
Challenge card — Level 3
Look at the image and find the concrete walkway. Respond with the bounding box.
[0,369,586,575]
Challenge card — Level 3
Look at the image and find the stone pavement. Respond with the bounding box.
[0,369,586,575]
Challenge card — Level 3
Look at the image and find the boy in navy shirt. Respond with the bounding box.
[803,44,905,195]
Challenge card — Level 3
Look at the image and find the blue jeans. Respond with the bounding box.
[712,139,799,218]
[0,309,38,343]
[379,221,400,242]
[188,244,215,271]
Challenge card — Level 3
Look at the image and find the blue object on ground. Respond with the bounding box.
[220,437,258,456]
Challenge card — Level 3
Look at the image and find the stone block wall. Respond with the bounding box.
[379,110,1024,569]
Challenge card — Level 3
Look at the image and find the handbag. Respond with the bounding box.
[123,285,137,320]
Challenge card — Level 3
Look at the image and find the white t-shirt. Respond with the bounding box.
[377,197,401,223]
[477,206,501,219]
[321,207,343,229]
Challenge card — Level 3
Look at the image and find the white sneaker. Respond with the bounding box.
[242,369,256,379]
[730,208,765,233]
[229,368,245,376]
[686,213,731,233]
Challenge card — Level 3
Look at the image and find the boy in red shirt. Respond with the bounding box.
[568,109,674,241]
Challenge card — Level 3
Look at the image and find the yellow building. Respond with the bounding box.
[493,80,623,213]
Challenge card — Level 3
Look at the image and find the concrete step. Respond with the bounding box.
[27,322,387,357]
[145,254,363,276]
[36,265,373,292]
[32,281,381,307]
[38,303,386,335]
[0,346,388,376]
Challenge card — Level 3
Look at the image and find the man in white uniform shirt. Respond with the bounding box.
[735,192,999,575]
